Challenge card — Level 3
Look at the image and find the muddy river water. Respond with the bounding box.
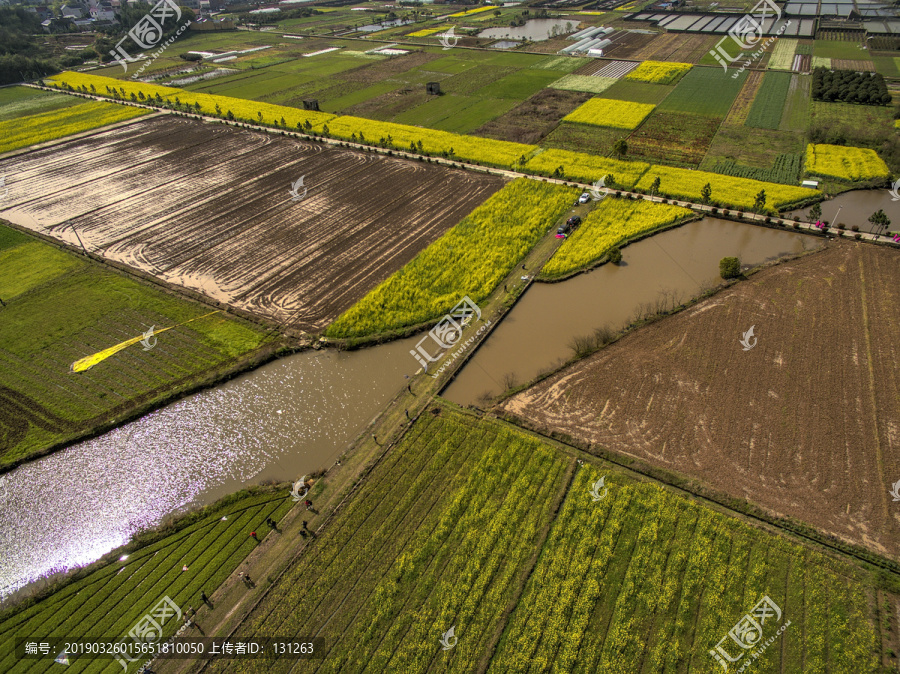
[785,187,900,228]
[0,338,419,601]
[443,217,823,406]
[3,191,890,601]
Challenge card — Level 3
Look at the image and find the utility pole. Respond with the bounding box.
[70,224,89,255]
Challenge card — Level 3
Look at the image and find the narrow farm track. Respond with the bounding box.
[171,412,569,674]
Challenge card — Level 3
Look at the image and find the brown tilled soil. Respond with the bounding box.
[619,32,718,63]
[832,58,877,72]
[339,50,443,83]
[725,70,765,126]
[0,116,504,332]
[600,31,658,59]
[501,242,900,559]
[472,88,592,145]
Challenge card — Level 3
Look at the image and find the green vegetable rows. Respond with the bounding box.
[710,153,803,185]
[0,489,292,673]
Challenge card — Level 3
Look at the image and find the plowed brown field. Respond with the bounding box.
[501,242,900,559]
[624,33,717,63]
[0,117,504,331]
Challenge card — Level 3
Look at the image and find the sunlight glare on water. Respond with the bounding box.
[0,338,419,601]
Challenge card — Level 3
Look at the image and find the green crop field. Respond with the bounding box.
[779,74,811,132]
[658,67,748,117]
[813,39,873,60]
[0,98,147,155]
[492,464,878,673]
[326,179,574,339]
[190,407,881,674]
[0,487,292,674]
[745,71,792,129]
[0,224,271,469]
[477,69,564,99]
[0,86,80,123]
[709,153,804,185]
[872,55,900,78]
[542,122,628,157]
[625,110,722,166]
[174,45,556,132]
[392,94,517,134]
[599,79,676,105]
[206,409,569,674]
[809,100,896,151]
[702,124,806,171]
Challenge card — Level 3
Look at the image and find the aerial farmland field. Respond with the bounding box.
[0,222,271,470]
[0,116,504,332]
[191,407,883,674]
[4,5,900,673]
[502,243,900,560]
[658,67,748,117]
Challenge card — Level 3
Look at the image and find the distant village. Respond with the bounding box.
[13,0,234,32]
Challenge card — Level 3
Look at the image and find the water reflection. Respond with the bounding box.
[478,18,576,41]
[0,338,419,601]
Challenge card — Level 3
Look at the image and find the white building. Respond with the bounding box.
[90,6,117,20]
[60,5,84,18]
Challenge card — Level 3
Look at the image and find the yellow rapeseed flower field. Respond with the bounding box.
[524,148,650,189]
[542,198,694,277]
[322,116,537,168]
[634,165,819,213]
[47,71,336,128]
[406,25,450,37]
[448,6,493,16]
[47,72,536,169]
[805,143,890,182]
[327,179,574,338]
[563,98,655,129]
[0,100,147,155]
[625,60,692,85]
